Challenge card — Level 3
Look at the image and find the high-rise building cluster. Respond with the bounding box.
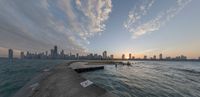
[19,46,107,60]
[5,47,200,61]
[7,46,114,60]
[143,54,188,61]
[120,53,197,61]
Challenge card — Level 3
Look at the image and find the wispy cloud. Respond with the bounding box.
[124,0,192,38]
[0,0,112,54]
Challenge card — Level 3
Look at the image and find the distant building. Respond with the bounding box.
[70,54,76,59]
[54,45,58,54]
[166,57,171,60]
[122,54,125,60]
[45,51,48,56]
[93,54,101,60]
[153,55,156,60]
[129,53,132,60]
[144,55,147,60]
[180,55,187,60]
[159,53,163,60]
[132,56,135,60]
[110,54,114,59]
[76,53,79,60]
[53,45,58,59]
[87,53,93,59]
[175,56,181,60]
[175,55,187,60]
[20,52,25,59]
[102,51,107,59]
[60,50,65,59]
[8,49,13,61]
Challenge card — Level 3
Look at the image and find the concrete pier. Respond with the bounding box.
[13,62,118,97]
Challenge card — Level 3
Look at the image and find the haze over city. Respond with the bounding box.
[0,0,200,59]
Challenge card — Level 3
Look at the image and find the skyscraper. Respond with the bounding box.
[45,51,48,56]
[51,45,58,59]
[180,55,187,60]
[110,54,114,59]
[144,55,147,60]
[159,53,163,60]
[129,53,132,60]
[132,56,135,60]
[8,49,13,61]
[54,46,58,57]
[166,56,171,60]
[60,50,65,59]
[76,53,79,60]
[20,52,25,59]
[102,51,107,59]
[153,55,156,60]
[122,54,125,60]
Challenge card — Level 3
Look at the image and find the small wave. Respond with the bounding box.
[171,68,200,74]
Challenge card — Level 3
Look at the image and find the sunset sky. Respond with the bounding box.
[0,0,200,58]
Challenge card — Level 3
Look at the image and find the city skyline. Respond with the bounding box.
[3,46,200,61]
[0,0,200,59]
[0,46,199,59]
[0,44,200,59]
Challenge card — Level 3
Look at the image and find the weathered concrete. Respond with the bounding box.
[13,62,118,97]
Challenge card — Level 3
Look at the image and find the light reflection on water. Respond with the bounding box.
[81,61,200,97]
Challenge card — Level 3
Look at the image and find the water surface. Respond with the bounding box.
[0,59,66,97]
[82,61,200,97]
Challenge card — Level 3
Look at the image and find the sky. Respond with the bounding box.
[0,0,200,59]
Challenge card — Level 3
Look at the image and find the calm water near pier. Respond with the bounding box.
[82,61,200,97]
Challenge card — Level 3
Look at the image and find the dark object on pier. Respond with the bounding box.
[74,66,104,73]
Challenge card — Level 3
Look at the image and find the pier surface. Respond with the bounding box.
[13,61,118,97]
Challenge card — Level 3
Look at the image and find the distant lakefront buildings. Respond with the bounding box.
[121,53,196,61]
[19,46,109,60]
[4,46,200,61]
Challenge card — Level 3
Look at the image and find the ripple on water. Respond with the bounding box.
[81,61,200,97]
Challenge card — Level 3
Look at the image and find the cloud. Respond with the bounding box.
[0,0,112,54]
[124,0,155,29]
[124,0,192,38]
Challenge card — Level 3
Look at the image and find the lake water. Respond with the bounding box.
[82,61,200,97]
[1,60,200,97]
[0,59,66,97]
